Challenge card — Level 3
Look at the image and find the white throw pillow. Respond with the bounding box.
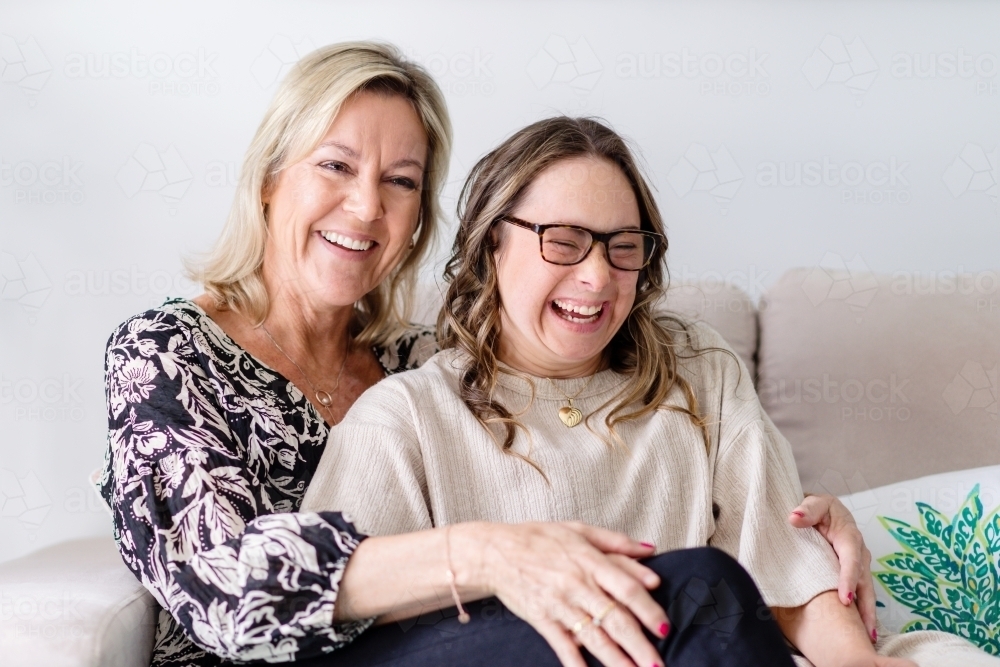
[837,465,1000,655]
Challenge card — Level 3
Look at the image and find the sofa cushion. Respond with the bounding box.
[837,464,1000,649]
[655,281,757,377]
[758,267,1000,492]
[413,281,758,377]
[0,537,157,667]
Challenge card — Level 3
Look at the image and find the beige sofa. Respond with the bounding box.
[2,269,997,666]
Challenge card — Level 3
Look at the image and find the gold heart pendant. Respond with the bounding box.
[558,406,583,428]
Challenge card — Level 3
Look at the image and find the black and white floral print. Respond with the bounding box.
[99,298,438,666]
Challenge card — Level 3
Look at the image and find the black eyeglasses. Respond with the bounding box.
[499,215,663,271]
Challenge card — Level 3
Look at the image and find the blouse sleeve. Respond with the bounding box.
[100,310,372,663]
[689,323,842,609]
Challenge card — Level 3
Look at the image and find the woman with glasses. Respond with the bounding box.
[101,40,882,667]
[303,116,999,667]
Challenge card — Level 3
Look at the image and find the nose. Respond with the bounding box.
[342,173,384,223]
[573,242,613,292]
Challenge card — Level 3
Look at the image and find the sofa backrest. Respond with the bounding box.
[758,268,1000,494]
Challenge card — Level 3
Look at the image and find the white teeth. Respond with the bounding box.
[553,299,602,317]
[320,231,374,251]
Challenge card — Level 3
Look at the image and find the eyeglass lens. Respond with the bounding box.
[541,227,652,270]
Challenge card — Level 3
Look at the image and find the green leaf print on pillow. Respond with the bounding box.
[874,484,1000,655]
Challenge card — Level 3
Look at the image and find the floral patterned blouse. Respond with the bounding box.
[98,298,438,666]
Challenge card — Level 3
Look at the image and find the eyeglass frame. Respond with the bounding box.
[498,215,665,271]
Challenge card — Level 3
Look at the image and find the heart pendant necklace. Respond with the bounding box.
[547,374,597,428]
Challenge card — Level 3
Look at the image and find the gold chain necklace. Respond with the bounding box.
[546,373,598,428]
[261,324,349,423]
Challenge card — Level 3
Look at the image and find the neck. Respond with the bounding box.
[260,266,355,366]
[495,337,605,379]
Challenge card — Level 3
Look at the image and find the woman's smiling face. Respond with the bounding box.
[494,156,641,378]
[261,90,428,310]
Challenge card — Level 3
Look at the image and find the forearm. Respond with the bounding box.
[335,522,492,623]
[773,590,875,667]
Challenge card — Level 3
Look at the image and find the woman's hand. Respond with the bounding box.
[466,521,668,667]
[788,494,878,643]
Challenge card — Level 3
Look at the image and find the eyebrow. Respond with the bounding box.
[319,141,424,171]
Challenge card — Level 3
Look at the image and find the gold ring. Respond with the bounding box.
[570,617,591,635]
[591,602,616,628]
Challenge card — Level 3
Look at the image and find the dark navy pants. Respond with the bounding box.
[298,547,796,667]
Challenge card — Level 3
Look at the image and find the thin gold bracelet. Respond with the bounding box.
[446,525,471,624]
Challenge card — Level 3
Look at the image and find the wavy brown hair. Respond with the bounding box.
[438,117,712,469]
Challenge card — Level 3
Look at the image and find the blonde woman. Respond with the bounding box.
[303,117,1000,667]
[101,42,878,666]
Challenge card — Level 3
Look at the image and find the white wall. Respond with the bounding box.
[1,0,998,563]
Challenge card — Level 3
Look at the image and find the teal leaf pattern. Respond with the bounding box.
[874,484,1000,655]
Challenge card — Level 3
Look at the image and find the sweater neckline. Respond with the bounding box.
[493,361,629,400]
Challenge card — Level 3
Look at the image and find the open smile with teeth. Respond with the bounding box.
[552,299,604,323]
[320,231,375,252]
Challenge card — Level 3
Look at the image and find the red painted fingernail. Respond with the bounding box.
[641,541,655,549]
[791,510,805,517]
[847,591,854,603]
[871,629,877,642]
[659,622,670,637]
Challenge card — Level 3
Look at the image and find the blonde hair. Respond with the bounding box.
[438,117,713,472]
[189,41,452,346]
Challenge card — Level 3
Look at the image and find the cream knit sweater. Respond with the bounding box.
[303,322,1000,665]
[303,322,840,608]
